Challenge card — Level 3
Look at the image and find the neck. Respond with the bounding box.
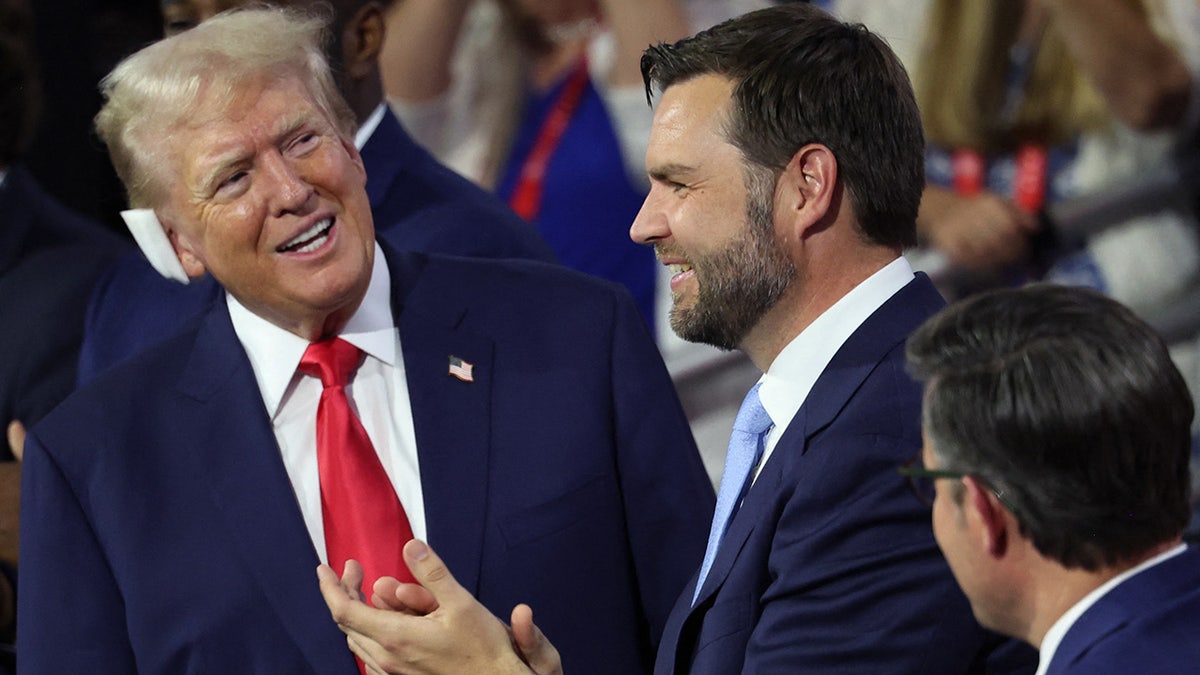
[343,72,384,126]
[1020,538,1182,648]
[738,241,899,372]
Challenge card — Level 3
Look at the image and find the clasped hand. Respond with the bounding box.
[317,539,562,675]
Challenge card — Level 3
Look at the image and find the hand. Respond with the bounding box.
[6,421,24,461]
[923,191,1039,271]
[318,540,562,674]
[510,603,562,675]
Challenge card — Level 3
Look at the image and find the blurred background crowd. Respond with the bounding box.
[2,0,1200,670]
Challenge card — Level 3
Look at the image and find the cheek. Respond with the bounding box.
[930,497,951,547]
[200,202,265,255]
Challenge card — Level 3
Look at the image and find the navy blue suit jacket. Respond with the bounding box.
[1045,546,1200,674]
[77,110,555,383]
[654,274,1038,674]
[0,165,128,440]
[20,244,714,674]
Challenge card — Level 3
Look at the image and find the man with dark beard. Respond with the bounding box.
[627,5,1033,672]
[316,4,1038,674]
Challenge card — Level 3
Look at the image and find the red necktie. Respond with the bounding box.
[300,338,416,603]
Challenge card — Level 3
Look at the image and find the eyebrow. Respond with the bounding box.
[194,112,312,195]
[647,163,696,183]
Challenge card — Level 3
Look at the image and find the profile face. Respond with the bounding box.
[158,72,375,337]
[923,432,1001,631]
[630,74,794,350]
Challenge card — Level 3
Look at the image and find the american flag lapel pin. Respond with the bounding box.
[448,355,475,382]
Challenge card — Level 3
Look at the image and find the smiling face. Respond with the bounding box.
[630,74,794,351]
[157,72,374,339]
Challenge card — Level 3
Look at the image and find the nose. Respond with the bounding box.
[630,188,671,245]
[263,151,315,217]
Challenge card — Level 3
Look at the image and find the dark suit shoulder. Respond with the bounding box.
[363,112,556,263]
[35,315,204,452]
[393,248,629,315]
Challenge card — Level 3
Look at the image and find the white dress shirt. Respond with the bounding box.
[754,257,915,482]
[1035,543,1188,675]
[227,243,425,561]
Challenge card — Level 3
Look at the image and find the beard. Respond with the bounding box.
[661,170,795,350]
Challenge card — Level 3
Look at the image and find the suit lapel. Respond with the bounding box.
[174,301,357,674]
[667,275,945,661]
[386,246,494,595]
[801,274,943,440]
[1045,547,1200,674]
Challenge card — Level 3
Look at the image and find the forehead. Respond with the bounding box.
[168,75,325,177]
[180,73,320,133]
[647,75,738,165]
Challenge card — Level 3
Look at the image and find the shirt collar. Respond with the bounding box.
[758,257,914,431]
[353,103,387,151]
[227,241,396,417]
[1035,543,1189,675]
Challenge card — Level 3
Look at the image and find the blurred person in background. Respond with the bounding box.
[834,0,1200,542]
[912,0,1199,306]
[0,0,130,668]
[381,0,766,329]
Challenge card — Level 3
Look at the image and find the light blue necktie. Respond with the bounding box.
[693,383,773,605]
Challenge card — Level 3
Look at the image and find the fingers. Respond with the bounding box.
[341,559,366,601]
[402,539,467,606]
[372,578,439,615]
[370,574,438,615]
[6,421,25,461]
[510,604,563,675]
[317,563,359,618]
[318,562,408,672]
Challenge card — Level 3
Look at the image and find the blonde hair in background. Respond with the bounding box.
[914,0,1161,153]
[94,5,357,209]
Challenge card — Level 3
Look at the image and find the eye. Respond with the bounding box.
[213,170,249,197]
[288,132,321,156]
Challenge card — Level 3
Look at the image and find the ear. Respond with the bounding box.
[343,2,385,80]
[776,143,837,238]
[962,476,1010,559]
[163,215,208,279]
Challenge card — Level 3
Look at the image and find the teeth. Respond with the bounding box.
[278,218,333,253]
[669,263,693,275]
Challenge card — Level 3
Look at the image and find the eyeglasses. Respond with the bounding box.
[897,456,1015,512]
[896,456,967,507]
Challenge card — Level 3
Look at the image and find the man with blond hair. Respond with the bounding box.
[18,8,713,673]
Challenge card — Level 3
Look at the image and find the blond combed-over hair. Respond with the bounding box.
[94,5,357,208]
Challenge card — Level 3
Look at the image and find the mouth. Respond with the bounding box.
[276,217,334,254]
[667,262,693,276]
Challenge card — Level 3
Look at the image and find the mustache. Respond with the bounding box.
[654,244,690,264]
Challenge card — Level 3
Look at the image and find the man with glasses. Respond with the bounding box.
[903,283,1200,674]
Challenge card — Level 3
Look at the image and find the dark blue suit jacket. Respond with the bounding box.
[0,165,129,440]
[654,274,1038,674]
[77,110,556,384]
[20,244,714,674]
[1045,546,1200,674]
